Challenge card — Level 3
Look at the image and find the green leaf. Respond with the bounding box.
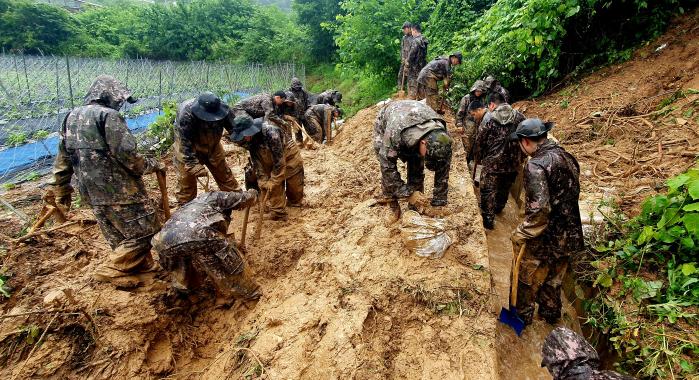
[637,225,655,245]
[565,5,580,17]
[683,203,699,212]
[682,213,699,236]
[681,236,695,249]
[681,263,696,276]
[595,273,613,288]
[688,179,699,200]
[667,174,690,192]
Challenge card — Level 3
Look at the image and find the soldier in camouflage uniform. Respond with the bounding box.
[232,91,296,127]
[472,92,526,229]
[456,80,488,160]
[417,52,462,112]
[484,75,511,104]
[374,100,453,209]
[289,78,311,142]
[510,119,584,325]
[304,104,341,143]
[230,116,304,221]
[151,189,261,302]
[174,92,240,204]
[397,22,413,90]
[406,23,428,99]
[311,89,342,107]
[48,75,163,283]
[542,327,637,380]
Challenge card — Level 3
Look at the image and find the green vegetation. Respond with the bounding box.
[306,64,393,118]
[6,130,28,147]
[583,165,699,379]
[144,101,177,156]
[0,273,11,298]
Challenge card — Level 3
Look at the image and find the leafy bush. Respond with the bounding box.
[584,165,699,379]
[6,130,27,147]
[144,101,177,156]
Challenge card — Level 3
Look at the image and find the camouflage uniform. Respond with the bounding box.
[512,140,583,324]
[472,104,526,226]
[290,78,311,142]
[49,75,161,279]
[311,89,342,107]
[173,98,240,204]
[484,77,511,104]
[240,120,304,219]
[417,57,451,111]
[232,93,288,126]
[374,100,450,204]
[304,104,337,143]
[151,190,260,300]
[398,33,414,88]
[542,327,637,380]
[456,80,488,159]
[407,35,428,98]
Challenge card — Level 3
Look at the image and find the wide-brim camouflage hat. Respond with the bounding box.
[511,118,554,140]
[470,80,487,94]
[541,327,599,369]
[192,92,230,122]
[230,115,261,141]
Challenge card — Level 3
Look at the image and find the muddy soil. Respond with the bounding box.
[0,102,501,379]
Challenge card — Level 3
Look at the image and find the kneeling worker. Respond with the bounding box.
[510,119,583,326]
[151,189,261,302]
[230,115,304,221]
[374,100,453,212]
[304,104,341,144]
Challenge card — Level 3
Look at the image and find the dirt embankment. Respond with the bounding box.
[0,102,499,378]
[516,8,699,215]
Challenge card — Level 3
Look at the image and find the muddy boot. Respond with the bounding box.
[482,215,495,230]
[93,266,143,288]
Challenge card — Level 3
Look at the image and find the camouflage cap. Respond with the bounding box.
[541,327,600,377]
[424,129,453,164]
[470,80,488,94]
[230,114,260,141]
[84,75,134,110]
[291,77,303,90]
[511,118,554,140]
[402,21,412,29]
[484,75,496,88]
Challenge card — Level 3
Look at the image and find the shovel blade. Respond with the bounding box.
[499,306,526,336]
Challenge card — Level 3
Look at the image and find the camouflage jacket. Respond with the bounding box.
[306,104,336,121]
[542,327,636,380]
[374,100,450,199]
[488,84,511,104]
[456,92,486,126]
[289,88,310,120]
[400,35,414,64]
[151,191,256,251]
[515,140,584,260]
[232,94,287,125]
[472,104,526,174]
[50,76,158,206]
[312,90,342,106]
[417,56,450,84]
[407,35,428,72]
[241,120,293,186]
[174,98,235,168]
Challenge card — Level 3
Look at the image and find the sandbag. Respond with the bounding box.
[400,210,452,259]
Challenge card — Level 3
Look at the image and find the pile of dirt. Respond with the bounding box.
[0,102,499,378]
[516,7,699,214]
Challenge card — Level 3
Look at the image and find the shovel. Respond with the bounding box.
[254,190,270,240]
[499,243,527,336]
[156,170,171,219]
[398,68,407,97]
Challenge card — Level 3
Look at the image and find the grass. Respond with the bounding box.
[305,64,394,118]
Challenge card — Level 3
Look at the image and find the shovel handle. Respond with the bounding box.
[510,243,527,308]
[240,205,250,247]
[255,190,270,240]
[156,170,171,219]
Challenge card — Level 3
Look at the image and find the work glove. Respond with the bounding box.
[258,179,277,193]
[247,188,259,201]
[187,164,208,178]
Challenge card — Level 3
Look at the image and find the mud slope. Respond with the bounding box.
[0,103,497,379]
[517,7,699,214]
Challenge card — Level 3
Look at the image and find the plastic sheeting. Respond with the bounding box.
[400,210,452,259]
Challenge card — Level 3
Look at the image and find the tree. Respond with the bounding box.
[292,0,341,61]
[0,0,77,54]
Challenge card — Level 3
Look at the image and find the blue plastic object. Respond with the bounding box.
[499,306,526,336]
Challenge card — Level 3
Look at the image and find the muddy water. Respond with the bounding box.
[487,194,582,380]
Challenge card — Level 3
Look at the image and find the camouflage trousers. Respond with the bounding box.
[417,77,440,112]
[461,119,478,162]
[248,145,305,219]
[479,171,517,224]
[92,202,160,274]
[157,237,260,300]
[516,255,569,325]
[174,141,240,204]
[373,140,425,198]
[304,110,332,144]
[407,69,421,99]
